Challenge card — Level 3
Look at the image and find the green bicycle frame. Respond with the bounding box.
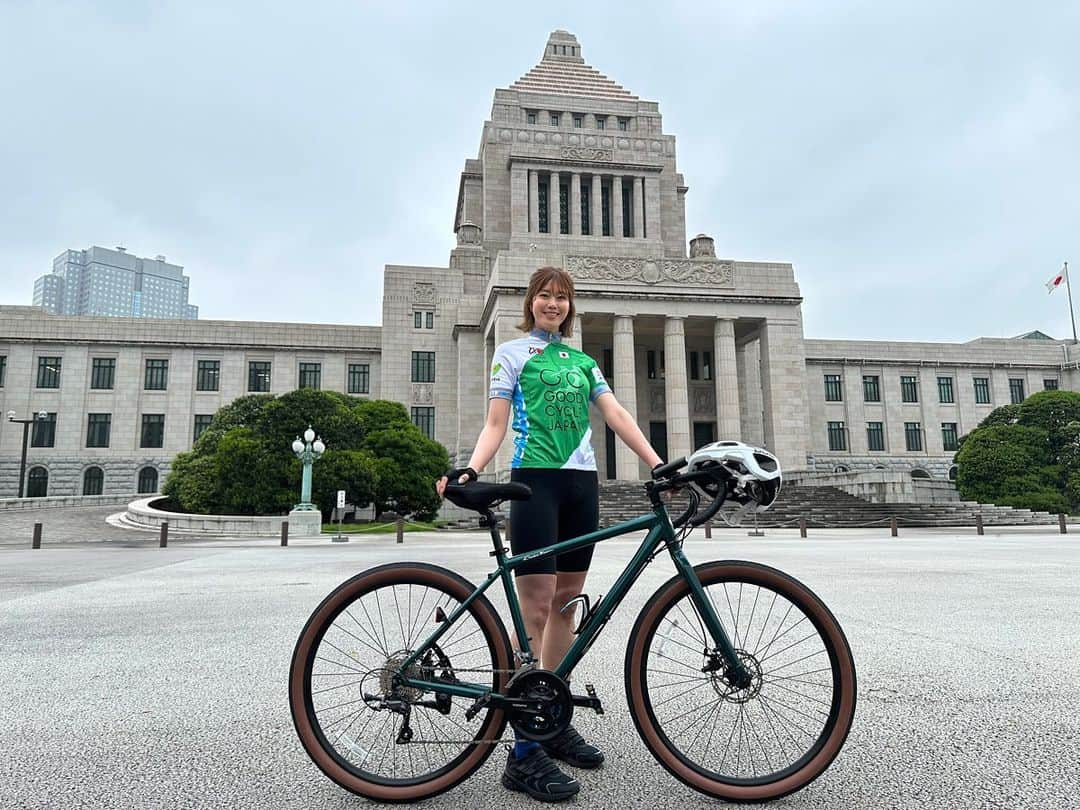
[397,500,747,701]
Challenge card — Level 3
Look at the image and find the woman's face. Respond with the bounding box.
[531,282,571,334]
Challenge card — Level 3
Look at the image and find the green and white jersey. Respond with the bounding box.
[490,328,612,470]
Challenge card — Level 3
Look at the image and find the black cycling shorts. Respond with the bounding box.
[508,468,599,577]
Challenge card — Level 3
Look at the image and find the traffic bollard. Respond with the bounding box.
[704,520,712,539]
[396,517,404,544]
[890,516,898,538]
[799,518,807,539]
[281,520,289,546]
[32,522,42,549]
[975,514,984,536]
[1059,513,1067,534]
[159,522,169,548]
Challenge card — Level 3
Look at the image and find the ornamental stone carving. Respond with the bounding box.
[412,283,436,305]
[412,384,434,405]
[649,387,665,416]
[692,387,714,416]
[456,221,482,245]
[565,255,734,287]
[690,234,716,258]
[561,147,614,162]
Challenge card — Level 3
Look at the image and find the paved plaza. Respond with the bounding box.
[1,507,1078,809]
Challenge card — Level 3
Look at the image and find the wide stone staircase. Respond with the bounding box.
[596,481,1065,529]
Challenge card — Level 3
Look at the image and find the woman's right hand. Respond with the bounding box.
[435,467,478,498]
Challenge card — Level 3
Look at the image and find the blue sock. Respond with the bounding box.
[513,740,540,759]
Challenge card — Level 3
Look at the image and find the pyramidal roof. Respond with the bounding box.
[508,30,638,101]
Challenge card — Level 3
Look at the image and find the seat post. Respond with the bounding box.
[483,509,508,557]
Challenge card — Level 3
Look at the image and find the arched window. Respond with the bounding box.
[83,467,105,496]
[27,466,49,498]
[874,464,888,470]
[949,465,958,481]
[832,464,850,473]
[910,468,931,479]
[137,467,159,494]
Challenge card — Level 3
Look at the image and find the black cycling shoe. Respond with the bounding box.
[541,724,605,769]
[501,746,581,802]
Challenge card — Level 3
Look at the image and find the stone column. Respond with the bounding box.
[632,177,644,238]
[528,170,539,234]
[590,174,602,237]
[456,328,485,466]
[611,176,624,239]
[570,173,582,236]
[548,171,561,235]
[644,176,661,241]
[564,313,583,351]
[613,316,640,479]
[713,318,740,441]
[511,166,528,235]
[493,313,522,479]
[664,316,691,463]
[758,317,810,472]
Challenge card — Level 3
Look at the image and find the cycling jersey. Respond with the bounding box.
[490,329,612,470]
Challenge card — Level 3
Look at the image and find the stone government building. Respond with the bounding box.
[0,30,1073,498]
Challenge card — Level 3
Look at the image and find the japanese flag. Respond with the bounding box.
[1046,265,1066,294]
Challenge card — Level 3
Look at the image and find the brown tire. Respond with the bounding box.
[625,560,856,803]
[289,562,513,803]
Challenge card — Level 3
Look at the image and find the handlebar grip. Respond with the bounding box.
[651,457,687,480]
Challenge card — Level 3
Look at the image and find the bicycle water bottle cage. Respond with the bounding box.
[559,593,601,635]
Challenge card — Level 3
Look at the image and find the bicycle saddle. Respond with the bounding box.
[444,481,532,512]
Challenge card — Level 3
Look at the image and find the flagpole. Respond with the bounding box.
[1065,262,1078,344]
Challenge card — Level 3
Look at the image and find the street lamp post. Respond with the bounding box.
[7,410,48,498]
[291,425,326,511]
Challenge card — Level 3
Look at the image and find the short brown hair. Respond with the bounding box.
[517,266,576,337]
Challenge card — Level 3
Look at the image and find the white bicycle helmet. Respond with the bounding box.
[686,440,782,511]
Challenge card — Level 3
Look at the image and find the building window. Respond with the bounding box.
[866,422,885,451]
[622,183,632,236]
[905,422,923,452]
[559,179,569,234]
[690,352,700,381]
[526,111,537,125]
[140,414,165,448]
[573,114,583,128]
[299,362,321,390]
[618,117,629,131]
[411,351,435,383]
[596,117,606,130]
[31,413,57,447]
[411,406,435,439]
[138,467,159,494]
[27,467,48,498]
[863,375,880,402]
[1044,379,1059,391]
[549,113,560,127]
[581,182,591,234]
[941,422,959,452]
[538,177,549,233]
[702,351,712,381]
[83,466,104,496]
[37,356,62,388]
[824,374,843,402]
[193,414,213,442]
[144,359,168,390]
[827,421,847,451]
[1009,378,1025,404]
[248,361,271,392]
[973,377,991,404]
[348,363,370,394]
[601,348,613,379]
[196,360,220,392]
[413,311,422,328]
[937,376,954,404]
[91,358,115,389]
[900,375,918,403]
[646,349,665,380]
[86,413,111,448]
[0,355,5,387]
[600,182,611,235]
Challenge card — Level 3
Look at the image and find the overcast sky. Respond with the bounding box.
[2,1,1077,342]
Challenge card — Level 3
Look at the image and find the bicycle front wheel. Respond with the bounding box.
[289,562,513,803]
[625,560,856,803]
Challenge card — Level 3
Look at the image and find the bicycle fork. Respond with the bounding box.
[667,545,754,689]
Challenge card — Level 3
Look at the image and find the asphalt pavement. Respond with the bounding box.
[1,511,1078,809]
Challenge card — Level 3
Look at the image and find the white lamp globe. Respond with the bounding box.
[37,410,48,421]
[304,427,316,443]
[5,410,14,421]
[313,438,326,454]
[291,438,304,454]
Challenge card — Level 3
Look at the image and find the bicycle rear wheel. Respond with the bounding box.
[289,562,513,802]
[625,560,856,803]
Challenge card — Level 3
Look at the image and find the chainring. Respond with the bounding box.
[505,669,574,742]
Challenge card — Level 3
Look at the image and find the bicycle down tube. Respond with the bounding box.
[398,503,749,698]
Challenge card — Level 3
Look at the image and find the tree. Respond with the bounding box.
[163,391,447,520]
[956,390,1080,513]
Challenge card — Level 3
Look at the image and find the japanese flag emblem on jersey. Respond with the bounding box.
[592,367,604,383]
[558,351,569,359]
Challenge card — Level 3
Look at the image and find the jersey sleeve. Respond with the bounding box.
[489,343,518,400]
[584,355,612,402]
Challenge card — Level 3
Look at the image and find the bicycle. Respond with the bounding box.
[289,456,857,803]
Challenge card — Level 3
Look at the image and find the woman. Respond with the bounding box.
[436,266,663,803]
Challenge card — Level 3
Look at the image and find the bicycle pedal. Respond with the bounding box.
[571,683,604,715]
